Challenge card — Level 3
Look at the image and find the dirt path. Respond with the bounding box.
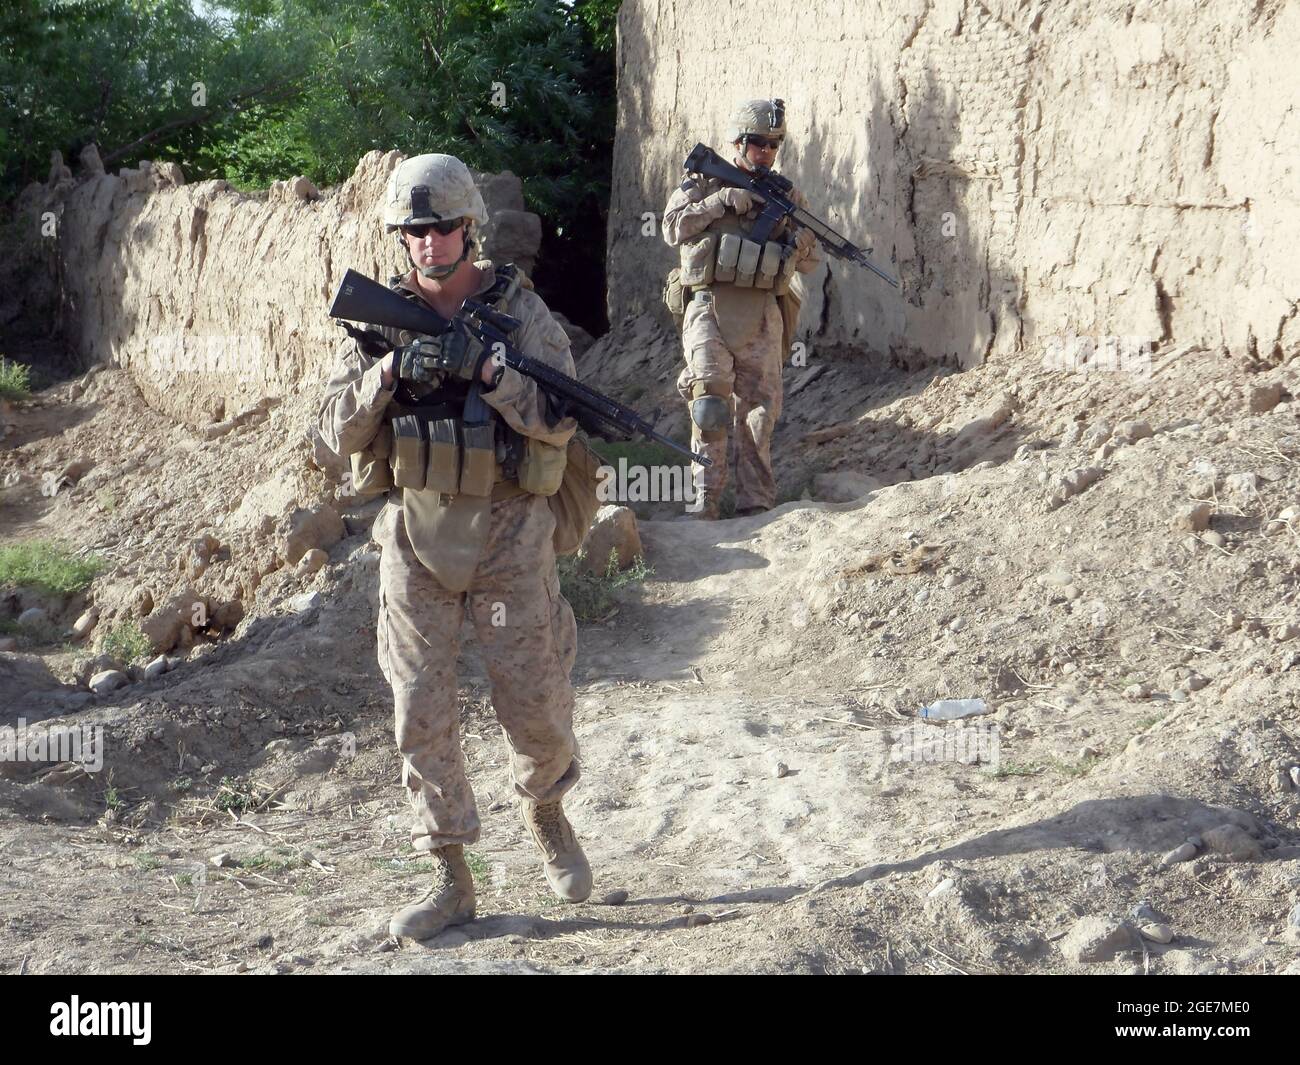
[3,355,1300,974]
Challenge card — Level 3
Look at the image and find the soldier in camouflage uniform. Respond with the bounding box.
[318,154,593,940]
[663,98,822,518]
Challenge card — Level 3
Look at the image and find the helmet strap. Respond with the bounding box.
[415,227,473,281]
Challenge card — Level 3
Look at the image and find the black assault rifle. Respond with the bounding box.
[328,268,710,466]
[683,143,900,289]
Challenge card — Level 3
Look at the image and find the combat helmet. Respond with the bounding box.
[726,98,787,147]
[382,153,487,279]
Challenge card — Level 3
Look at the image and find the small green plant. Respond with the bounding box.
[134,853,163,872]
[94,487,118,514]
[590,439,684,469]
[0,540,102,597]
[243,852,300,874]
[373,856,434,877]
[464,850,490,886]
[1049,753,1099,778]
[990,761,1041,780]
[0,357,31,402]
[213,776,262,814]
[171,776,194,794]
[97,621,151,663]
[104,785,124,810]
[559,550,654,622]
[175,872,193,887]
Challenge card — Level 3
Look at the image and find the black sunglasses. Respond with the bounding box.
[745,136,782,150]
[401,218,465,238]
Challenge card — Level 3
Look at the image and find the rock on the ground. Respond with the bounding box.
[17,607,48,628]
[1112,420,1154,445]
[288,592,322,612]
[296,548,329,576]
[281,504,345,566]
[1047,466,1103,509]
[1060,916,1137,963]
[1161,841,1198,866]
[1173,502,1213,532]
[71,607,99,640]
[1249,382,1283,414]
[1201,823,1263,862]
[1139,923,1174,944]
[139,586,208,654]
[88,669,128,694]
[580,506,643,576]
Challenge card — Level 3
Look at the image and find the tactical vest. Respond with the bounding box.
[675,174,800,295]
[348,264,560,502]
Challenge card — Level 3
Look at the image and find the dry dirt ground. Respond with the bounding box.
[2,340,1300,975]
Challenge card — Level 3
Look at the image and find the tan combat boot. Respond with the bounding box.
[388,843,476,939]
[520,798,592,903]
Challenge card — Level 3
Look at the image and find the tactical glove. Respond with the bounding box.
[793,226,818,258]
[708,187,764,215]
[395,324,486,385]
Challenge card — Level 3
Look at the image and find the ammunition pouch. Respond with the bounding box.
[517,437,568,497]
[459,423,496,497]
[349,423,394,500]
[733,239,761,288]
[426,418,460,494]
[391,416,429,490]
[679,233,717,287]
[755,240,784,291]
[715,233,741,284]
[664,266,686,326]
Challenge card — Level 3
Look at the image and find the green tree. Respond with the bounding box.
[1,0,620,329]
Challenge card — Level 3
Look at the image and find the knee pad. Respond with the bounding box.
[690,395,731,434]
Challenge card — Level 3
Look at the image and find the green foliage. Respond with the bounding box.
[590,439,684,469]
[1,0,618,326]
[0,540,102,597]
[467,850,496,884]
[98,621,152,663]
[559,548,653,622]
[213,775,263,814]
[2,1,616,239]
[1,0,305,194]
[0,357,31,401]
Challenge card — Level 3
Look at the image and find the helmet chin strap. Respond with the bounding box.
[414,229,474,281]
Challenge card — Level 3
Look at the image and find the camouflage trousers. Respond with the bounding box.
[676,293,784,511]
[374,493,580,852]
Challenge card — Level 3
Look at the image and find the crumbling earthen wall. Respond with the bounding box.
[609,0,1299,366]
[7,150,542,425]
